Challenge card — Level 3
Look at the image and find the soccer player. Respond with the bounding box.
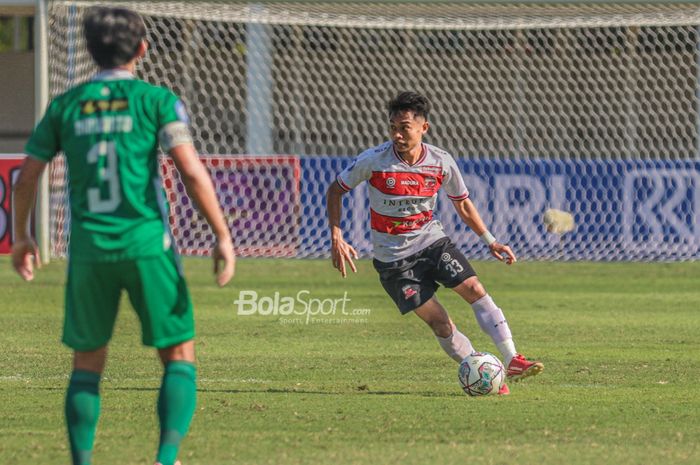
[326,91,543,392]
[11,7,235,465]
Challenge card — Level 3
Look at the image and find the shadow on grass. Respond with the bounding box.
[26,385,464,398]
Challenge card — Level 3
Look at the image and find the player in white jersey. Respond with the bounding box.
[327,92,543,389]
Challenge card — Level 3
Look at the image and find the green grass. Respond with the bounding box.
[1,257,699,465]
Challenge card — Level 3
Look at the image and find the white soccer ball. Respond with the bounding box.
[458,352,506,396]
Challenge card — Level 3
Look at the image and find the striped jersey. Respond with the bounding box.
[337,141,469,262]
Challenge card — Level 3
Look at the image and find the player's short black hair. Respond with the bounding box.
[83,7,147,69]
[387,91,431,120]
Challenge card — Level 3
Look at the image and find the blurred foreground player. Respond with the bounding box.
[12,7,235,465]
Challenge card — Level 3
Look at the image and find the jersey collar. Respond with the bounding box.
[92,69,135,81]
[392,143,427,167]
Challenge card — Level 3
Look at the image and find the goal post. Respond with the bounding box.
[40,0,700,261]
[34,0,50,264]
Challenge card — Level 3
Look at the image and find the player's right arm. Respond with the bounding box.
[11,157,47,281]
[327,181,358,278]
[12,98,61,281]
[169,143,235,286]
[326,152,373,278]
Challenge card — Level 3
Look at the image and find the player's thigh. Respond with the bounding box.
[124,248,194,349]
[430,238,477,288]
[373,256,437,314]
[64,260,122,351]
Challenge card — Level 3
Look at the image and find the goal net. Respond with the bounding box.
[46,1,700,260]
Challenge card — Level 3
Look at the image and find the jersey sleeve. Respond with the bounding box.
[443,154,469,200]
[157,89,193,152]
[24,99,61,162]
[336,152,373,191]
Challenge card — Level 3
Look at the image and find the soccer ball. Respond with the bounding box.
[458,352,505,396]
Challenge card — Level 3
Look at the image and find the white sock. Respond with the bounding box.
[471,294,515,362]
[496,338,517,366]
[436,328,474,363]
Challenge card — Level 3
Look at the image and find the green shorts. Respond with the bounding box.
[63,248,194,351]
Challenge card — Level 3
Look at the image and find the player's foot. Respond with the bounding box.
[507,354,544,381]
[497,383,510,395]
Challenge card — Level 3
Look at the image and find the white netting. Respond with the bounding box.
[47,1,700,260]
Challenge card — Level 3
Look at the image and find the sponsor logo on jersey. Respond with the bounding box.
[371,209,433,235]
[382,198,423,207]
[420,165,442,175]
[391,216,431,230]
[371,171,443,196]
[80,99,129,115]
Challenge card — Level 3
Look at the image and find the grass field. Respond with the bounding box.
[1,257,699,465]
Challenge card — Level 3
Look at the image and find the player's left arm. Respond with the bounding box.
[11,157,47,281]
[168,141,235,287]
[451,198,516,265]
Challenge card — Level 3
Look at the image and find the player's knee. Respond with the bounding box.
[158,339,195,364]
[73,346,108,373]
[461,276,486,301]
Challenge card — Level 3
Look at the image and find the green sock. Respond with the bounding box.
[157,361,197,465]
[65,370,101,465]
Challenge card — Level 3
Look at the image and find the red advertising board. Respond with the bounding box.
[0,155,26,254]
[161,155,301,257]
[1,154,303,257]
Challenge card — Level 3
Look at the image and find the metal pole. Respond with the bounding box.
[34,0,50,263]
[246,3,273,155]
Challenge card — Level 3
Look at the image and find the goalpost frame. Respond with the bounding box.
[34,0,700,261]
[34,0,50,264]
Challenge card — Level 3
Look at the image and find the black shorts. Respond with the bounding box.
[372,237,477,314]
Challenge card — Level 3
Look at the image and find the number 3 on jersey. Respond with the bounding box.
[87,141,121,213]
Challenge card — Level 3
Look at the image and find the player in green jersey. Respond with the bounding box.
[11,7,235,465]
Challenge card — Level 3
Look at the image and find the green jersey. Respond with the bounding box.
[25,70,190,262]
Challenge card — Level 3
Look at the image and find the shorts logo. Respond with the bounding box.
[386,177,396,189]
[441,253,452,262]
[402,285,417,300]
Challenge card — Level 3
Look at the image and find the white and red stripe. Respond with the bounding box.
[336,141,469,262]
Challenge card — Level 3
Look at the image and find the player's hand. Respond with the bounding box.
[213,239,235,287]
[11,237,41,281]
[331,237,358,278]
[489,242,517,265]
